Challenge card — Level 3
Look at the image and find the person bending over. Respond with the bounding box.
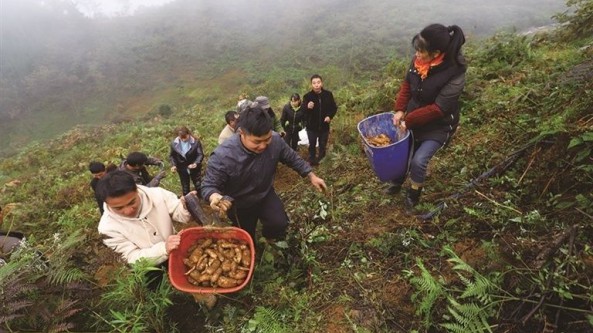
[201,105,327,242]
[96,170,192,289]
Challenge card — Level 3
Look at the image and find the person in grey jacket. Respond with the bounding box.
[169,126,204,195]
[201,105,326,241]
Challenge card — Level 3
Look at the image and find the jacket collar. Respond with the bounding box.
[173,136,195,145]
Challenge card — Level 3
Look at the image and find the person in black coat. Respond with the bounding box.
[119,152,165,187]
[302,74,337,165]
[280,93,304,151]
[169,126,204,195]
[89,161,116,215]
[387,23,467,212]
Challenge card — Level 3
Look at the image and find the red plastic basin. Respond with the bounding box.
[168,226,255,293]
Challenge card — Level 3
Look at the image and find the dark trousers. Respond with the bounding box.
[306,129,329,161]
[284,129,300,151]
[176,165,201,195]
[227,189,288,241]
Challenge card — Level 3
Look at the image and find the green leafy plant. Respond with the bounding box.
[94,260,175,333]
[0,235,83,332]
[408,247,501,332]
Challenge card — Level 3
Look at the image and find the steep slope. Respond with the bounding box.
[1,3,592,332]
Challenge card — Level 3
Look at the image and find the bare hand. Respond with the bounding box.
[180,191,198,210]
[307,101,314,109]
[308,172,327,192]
[166,234,181,254]
[188,163,197,169]
[209,193,232,217]
[393,111,405,126]
[170,166,177,172]
[324,116,331,123]
[400,121,407,132]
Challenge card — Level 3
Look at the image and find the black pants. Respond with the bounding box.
[283,129,300,151]
[227,189,288,241]
[306,129,329,161]
[176,165,201,195]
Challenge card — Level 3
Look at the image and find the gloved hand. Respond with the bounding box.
[209,193,233,217]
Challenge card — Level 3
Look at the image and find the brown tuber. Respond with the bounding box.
[183,237,252,288]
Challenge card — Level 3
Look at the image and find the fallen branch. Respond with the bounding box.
[419,140,553,221]
[518,147,540,185]
[474,190,522,215]
[532,224,578,270]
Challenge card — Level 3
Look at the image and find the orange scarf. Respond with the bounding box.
[414,53,445,80]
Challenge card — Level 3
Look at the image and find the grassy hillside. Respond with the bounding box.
[1,2,593,332]
[0,0,566,156]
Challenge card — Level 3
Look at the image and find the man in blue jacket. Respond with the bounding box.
[302,74,338,166]
[201,105,327,242]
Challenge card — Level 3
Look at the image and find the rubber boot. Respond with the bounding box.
[384,182,402,195]
[404,186,422,214]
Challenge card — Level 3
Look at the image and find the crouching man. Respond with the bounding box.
[96,170,191,290]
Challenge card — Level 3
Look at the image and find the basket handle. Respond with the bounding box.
[363,142,374,158]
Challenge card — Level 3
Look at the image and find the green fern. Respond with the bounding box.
[409,257,445,326]
[442,298,493,333]
[45,231,88,285]
[247,306,289,333]
[409,248,500,332]
[443,247,496,304]
[442,247,497,333]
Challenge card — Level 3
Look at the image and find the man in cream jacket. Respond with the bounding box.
[97,170,191,289]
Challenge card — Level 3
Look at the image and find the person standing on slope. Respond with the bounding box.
[302,74,337,166]
[386,23,467,213]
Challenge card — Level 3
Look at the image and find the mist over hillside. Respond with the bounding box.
[0,0,567,156]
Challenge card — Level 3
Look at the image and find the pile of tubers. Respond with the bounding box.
[366,133,392,147]
[183,237,251,289]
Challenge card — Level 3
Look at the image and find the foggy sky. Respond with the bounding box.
[71,0,174,17]
[0,0,568,156]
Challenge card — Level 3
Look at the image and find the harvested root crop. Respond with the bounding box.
[366,133,392,147]
[183,237,251,288]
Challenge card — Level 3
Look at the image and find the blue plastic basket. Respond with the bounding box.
[357,112,411,182]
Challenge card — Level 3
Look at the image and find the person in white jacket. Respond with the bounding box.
[97,170,192,290]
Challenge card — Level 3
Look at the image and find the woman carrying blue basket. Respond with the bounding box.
[386,23,467,212]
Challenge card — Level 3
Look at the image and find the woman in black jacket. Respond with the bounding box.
[387,23,467,212]
[169,126,204,195]
[280,93,304,151]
